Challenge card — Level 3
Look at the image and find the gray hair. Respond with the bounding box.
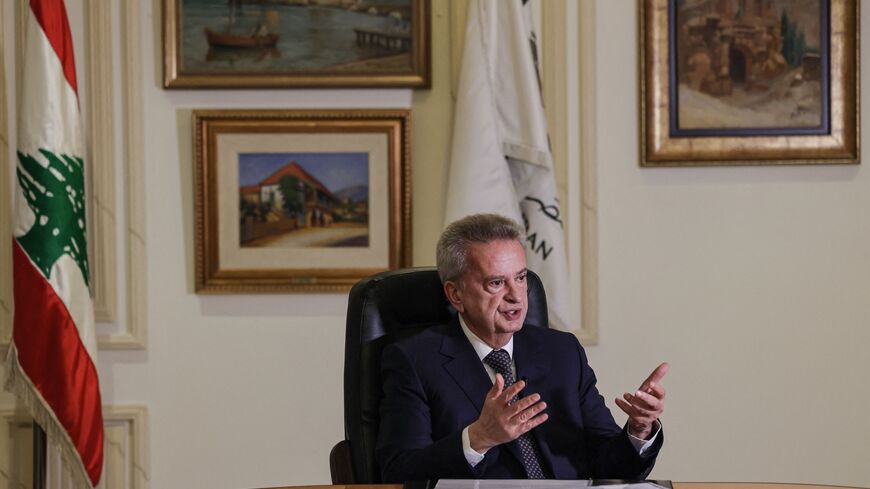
[436,213,524,284]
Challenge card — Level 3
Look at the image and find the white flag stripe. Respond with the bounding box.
[446,0,576,331]
[51,255,98,359]
[17,12,83,160]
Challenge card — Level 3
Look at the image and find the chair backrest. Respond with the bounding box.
[341,267,549,483]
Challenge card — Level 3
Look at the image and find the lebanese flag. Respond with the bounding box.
[445,0,576,330]
[4,1,104,488]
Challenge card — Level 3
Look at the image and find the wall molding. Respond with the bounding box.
[0,408,32,488]
[85,0,119,323]
[0,3,12,345]
[541,0,599,344]
[100,0,148,349]
[102,405,150,489]
[448,0,469,99]
[576,0,599,345]
[541,0,598,343]
[542,0,568,202]
[0,405,150,489]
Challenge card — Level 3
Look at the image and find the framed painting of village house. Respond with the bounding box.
[640,0,858,166]
[193,109,411,293]
[164,0,430,88]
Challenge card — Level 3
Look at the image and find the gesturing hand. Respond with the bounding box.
[614,362,669,440]
[468,374,549,453]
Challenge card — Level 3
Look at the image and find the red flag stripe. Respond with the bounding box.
[12,241,103,485]
[28,0,78,95]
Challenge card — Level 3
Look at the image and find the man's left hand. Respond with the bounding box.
[614,362,669,440]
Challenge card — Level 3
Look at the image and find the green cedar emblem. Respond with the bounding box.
[16,149,90,287]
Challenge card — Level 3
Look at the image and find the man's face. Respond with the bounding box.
[446,239,528,348]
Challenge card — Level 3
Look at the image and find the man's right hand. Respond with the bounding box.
[468,374,549,453]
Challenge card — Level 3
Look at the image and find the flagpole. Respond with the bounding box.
[32,422,47,489]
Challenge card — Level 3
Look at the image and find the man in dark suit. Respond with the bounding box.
[376,214,668,482]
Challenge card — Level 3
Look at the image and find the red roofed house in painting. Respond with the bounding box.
[239,161,367,247]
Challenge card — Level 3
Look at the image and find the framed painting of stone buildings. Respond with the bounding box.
[164,0,430,88]
[192,109,411,293]
[640,0,858,166]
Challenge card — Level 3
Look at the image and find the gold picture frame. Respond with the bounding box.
[193,109,412,293]
[164,0,430,88]
[640,0,859,166]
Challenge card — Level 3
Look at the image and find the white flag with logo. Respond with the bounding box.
[445,0,575,330]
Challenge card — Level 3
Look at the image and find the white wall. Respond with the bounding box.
[2,1,869,488]
[589,2,870,485]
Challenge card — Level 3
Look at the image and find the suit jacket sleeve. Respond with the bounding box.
[572,337,663,479]
[376,342,474,483]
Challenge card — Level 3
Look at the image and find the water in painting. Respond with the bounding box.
[181,0,413,73]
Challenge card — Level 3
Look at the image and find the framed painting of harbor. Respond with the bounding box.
[640,0,858,166]
[193,109,411,293]
[164,0,430,88]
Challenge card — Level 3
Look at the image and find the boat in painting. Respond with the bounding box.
[205,0,280,49]
[204,28,278,48]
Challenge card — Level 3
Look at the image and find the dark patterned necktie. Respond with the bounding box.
[483,349,546,479]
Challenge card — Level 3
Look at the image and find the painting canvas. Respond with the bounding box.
[165,0,430,87]
[674,0,826,135]
[640,0,858,166]
[238,153,370,248]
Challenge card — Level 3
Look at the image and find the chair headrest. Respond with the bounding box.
[347,267,549,342]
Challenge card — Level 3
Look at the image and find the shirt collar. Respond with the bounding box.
[458,313,514,361]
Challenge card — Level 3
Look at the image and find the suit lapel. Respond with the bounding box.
[513,327,557,478]
[441,317,492,414]
[512,327,551,390]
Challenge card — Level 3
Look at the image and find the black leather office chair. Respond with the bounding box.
[330,267,550,484]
